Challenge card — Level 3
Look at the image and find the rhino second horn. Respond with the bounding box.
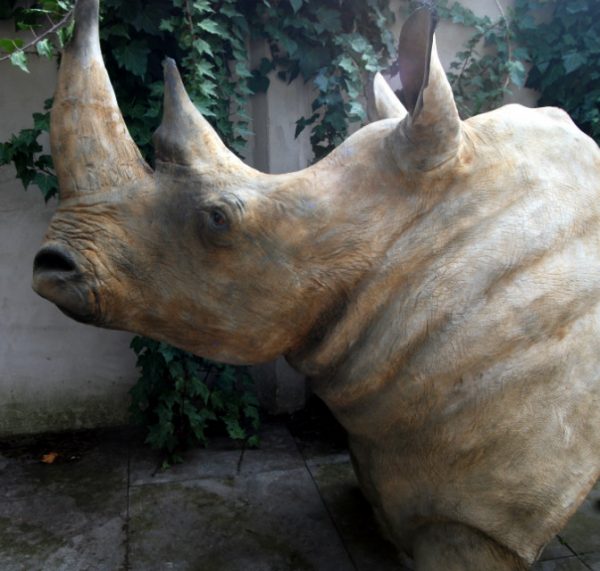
[50,0,152,200]
[153,59,245,169]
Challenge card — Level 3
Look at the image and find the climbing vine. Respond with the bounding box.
[435,0,526,117]
[513,0,600,143]
[250,0,396,158]
[435,0,599,145]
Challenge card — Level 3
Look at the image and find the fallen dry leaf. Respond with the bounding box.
[41,452,59,464]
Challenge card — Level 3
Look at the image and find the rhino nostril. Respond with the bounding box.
[34,247,77,274]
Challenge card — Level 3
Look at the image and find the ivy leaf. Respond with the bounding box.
[224,416,246,440]
[36,38,54,59]
[102,23,130,40]
[566,0,589,14]
[338,55,355,74]
[33,172,58,202]
[0,37,23,53]
[562,52,586,74]
[290,0,302,13]
[56,19,74,47]
[348,35,369,54]
[507,60,526,87]
[248,70,270,94]
[192,0,213,15]
[131,2,171,35]
[313,7,341,34]
[197,19,226,36]
[193,38,214,58]
[113,40,148,78]
[9,50,28,72]
[195,60,216,80]
[33,111,50,131]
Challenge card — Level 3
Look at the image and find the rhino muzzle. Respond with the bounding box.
[33,243,99,324]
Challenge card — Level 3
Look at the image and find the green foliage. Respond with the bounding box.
[0,0,74,72]
[0,1,73,201]
[251,0,396,159]
[513,0,600,142]
[0,99,58,201]
[129,337,260,466]
[159,0,253,154]
[437,0,599,143]
[436,0,526,117]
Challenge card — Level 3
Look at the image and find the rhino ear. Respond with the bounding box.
[372,72,408,120]
[394,6,462,171]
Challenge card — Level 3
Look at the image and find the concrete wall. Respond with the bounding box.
[0,2,538,435]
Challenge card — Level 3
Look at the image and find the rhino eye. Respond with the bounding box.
[209,208,229,231]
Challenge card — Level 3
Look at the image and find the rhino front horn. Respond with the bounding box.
[50,0,152,200]
[393,6,462,171]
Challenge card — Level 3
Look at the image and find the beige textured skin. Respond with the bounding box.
[33,1,600,568]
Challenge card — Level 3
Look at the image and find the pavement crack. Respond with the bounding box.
[122,440,132,571]
[289,431,359,571]
[236,441,247,475]
[557,535,594,570]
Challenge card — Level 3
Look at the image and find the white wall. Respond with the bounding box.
[0,2,539,435]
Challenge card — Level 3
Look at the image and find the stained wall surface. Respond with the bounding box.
[0,2,537,435]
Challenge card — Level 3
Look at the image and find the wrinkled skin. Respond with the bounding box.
[33,1,600,569]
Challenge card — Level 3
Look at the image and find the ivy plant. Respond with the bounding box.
[251,0,397,159]
[0,0,73,73]
[130,337,260,467]
[435,0,527,117]
[513,0,600,143]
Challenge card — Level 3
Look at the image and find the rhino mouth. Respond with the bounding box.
[32,244,101,325]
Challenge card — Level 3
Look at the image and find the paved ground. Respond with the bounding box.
[0,409,598,571]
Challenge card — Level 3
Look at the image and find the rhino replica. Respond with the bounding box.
[32,0,599,568]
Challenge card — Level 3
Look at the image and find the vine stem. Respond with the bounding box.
[494,0,513,89]
[184,0,197,41]
[0,9,73,63]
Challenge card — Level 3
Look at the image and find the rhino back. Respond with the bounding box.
[307,104,600,562]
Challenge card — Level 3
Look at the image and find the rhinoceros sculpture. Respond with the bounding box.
[32,0,600,568]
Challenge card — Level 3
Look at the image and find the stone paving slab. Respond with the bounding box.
[583,552,600,570]
[129,423,304,486]
[532,557,592,570]
[128,423,352,571]
[308,459,406,570]
[559,482,600,556]
[0,420,598,570]
[0,494,126,571]
[0,429,129,502]
[128,470,354,571]
[0,429,130,571]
